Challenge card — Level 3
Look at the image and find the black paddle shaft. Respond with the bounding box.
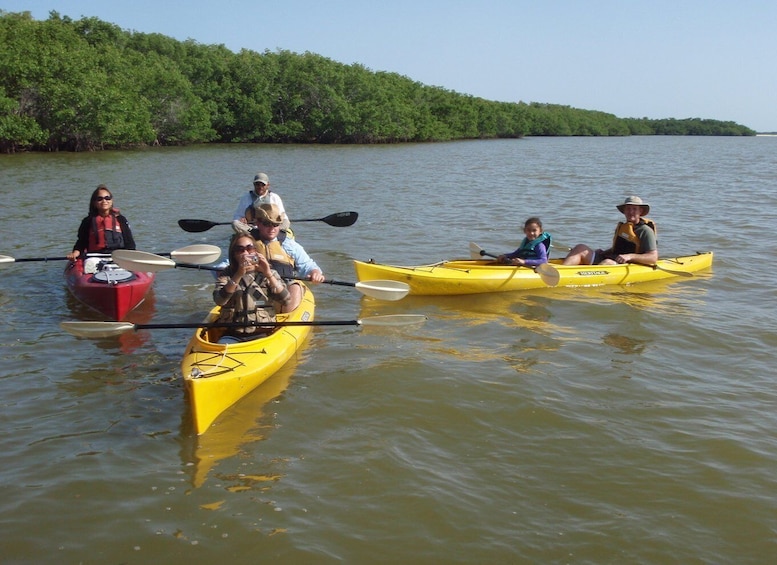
[135,320,361,330]
[173,262,357,287]
[177,211,358,233]
[13,256,71,262]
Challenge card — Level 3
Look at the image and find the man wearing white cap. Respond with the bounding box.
[232,172,290,232]
[563,195,658,266]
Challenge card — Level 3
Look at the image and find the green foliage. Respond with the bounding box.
[624,117,755,136]
[0,10,756,152]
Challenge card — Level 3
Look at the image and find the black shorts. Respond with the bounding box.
[592,251,615,265]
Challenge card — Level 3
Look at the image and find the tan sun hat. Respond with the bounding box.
[254,203,283,226]
[253,172,269,185]
[617,195,650,215]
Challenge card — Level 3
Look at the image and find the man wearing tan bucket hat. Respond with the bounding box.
[562,196,658,266]
[250,203,325,310]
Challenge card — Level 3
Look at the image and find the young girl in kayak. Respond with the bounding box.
[213,234,294,342]
[497,217,551,267]
[66,185,136,260]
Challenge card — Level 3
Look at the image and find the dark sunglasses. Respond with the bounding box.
[260,220,280,228]
[234,244,256,253]
[93,195,112,202]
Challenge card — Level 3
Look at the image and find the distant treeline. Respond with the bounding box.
[0,11,756,153]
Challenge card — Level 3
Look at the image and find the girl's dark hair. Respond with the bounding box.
[89,184,114,215]
[524,217,542,229]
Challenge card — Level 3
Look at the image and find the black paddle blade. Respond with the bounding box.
[325,211,358,227]
[292,211,358,227]
[177,219,229,232]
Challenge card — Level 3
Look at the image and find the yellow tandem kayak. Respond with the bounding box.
[353,252,713,296]
[180,284,315,435]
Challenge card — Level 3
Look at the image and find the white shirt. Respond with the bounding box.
[233,190,290,229]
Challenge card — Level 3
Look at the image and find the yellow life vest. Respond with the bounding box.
[257,238,295,278]
[612,218,657,255]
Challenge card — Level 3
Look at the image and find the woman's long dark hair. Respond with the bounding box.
[89,184,114,216]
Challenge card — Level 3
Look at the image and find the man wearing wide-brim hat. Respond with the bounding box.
[562,196,658,266]
[250,203,325,311]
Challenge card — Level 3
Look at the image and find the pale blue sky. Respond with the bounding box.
[4,0,775,131]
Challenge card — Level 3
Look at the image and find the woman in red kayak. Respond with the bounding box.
[67,185,136,260]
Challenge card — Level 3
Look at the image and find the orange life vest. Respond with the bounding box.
[611,218,657,255]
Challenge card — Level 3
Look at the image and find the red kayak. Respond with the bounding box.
[64,255,155,321]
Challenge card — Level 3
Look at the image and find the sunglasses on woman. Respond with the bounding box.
[94,195,112,202]
[234,244,256,253]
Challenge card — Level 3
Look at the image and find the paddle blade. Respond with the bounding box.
[177,219,227,232]
[354,280,410,301]
[359,314,427,327]
[169,244,222,265]
[536,263,561,287]
[61,321,136,338]
[112,250,176,272]
[322,211,358,227]
[469,242,494,259]
[292,211,358,227]
[0,255,16,267]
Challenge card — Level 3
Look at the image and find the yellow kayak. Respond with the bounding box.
[181,285,315,435]
[353,252,713,296]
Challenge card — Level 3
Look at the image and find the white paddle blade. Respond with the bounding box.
[354,280,411,301]
[359,314,427,327]
[60,321,135,338]
[169,244,222,264]
[112,250,176,272]
[536,263,561,287]
[0,255,16,266]
[469,242,485,260]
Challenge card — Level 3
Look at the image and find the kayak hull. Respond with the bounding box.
[180,285,315,435]
[354,252,713,296]
[64,257,155,320]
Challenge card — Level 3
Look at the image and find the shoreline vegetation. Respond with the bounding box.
[0,11,756,154]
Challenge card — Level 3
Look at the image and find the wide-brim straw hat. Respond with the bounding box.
[616,195,650,215]
[254,203,283,225]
